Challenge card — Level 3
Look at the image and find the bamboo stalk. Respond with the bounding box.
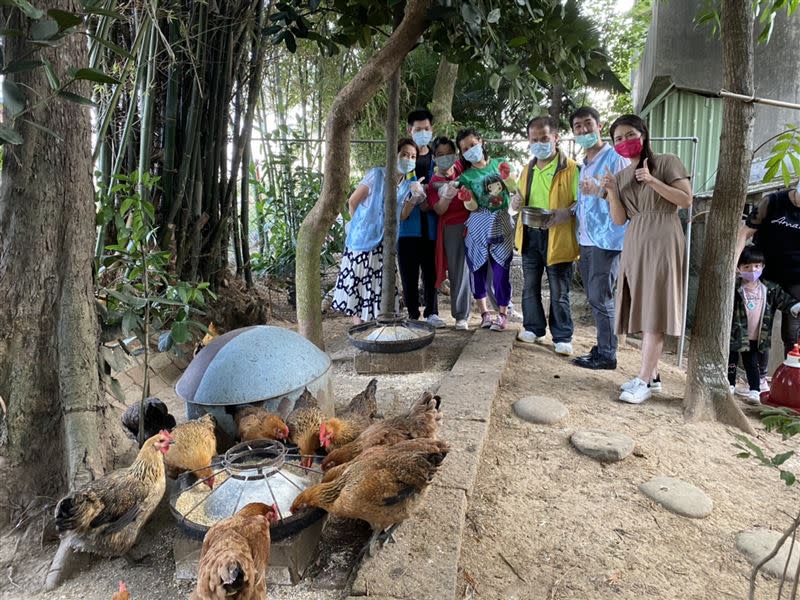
[160,18,180,226]
[241,143,253,288]
[137,16,158,204]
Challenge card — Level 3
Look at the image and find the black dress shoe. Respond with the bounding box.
[571,355,617,370]
[575,346,598,362]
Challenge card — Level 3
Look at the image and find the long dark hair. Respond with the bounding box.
[455,127,488,166]
[609,114,652,169]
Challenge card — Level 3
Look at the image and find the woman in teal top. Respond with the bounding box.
[332,139,422,324]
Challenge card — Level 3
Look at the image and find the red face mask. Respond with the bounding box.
[614,138,644,159]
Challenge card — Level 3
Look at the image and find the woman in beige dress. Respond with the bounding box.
[600,114,693,404]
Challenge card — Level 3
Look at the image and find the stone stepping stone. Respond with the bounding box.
[638,476,713,519]
[736,528,800,580]
[571,429,635,462]
[513,396,568,425]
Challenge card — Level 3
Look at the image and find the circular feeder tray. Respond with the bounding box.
[168,439,325,541]
[348,315,435,354]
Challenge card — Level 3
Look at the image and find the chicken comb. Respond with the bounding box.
[119,581,127,592]
[158,428,174,439]
[319,421,328,438]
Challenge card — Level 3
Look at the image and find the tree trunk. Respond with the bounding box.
[430,57,458,126]
[294,0,433,348]
[549,84,564,123]
[381,68,402,316]
[683,0,755,434]
[0,1,106,508]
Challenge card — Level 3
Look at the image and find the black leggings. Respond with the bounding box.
[398,236,437,320]
[728,340,762,391]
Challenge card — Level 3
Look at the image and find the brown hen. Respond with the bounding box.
[54,431,172,557]
[234,406,289,442]
[164,414,218,489]
[291,438,449,555]
[320,391,441,470]
[286,388,324,468]
[319,379,378,452]
[190,502,279,600]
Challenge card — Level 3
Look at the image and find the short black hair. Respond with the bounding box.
[455,128,487,165]
[432,136,456,155]
[527,115,559,135]
[569,106,601,128]
[397,137,418,153]
[738,245,765,267]
[407,109,434,126]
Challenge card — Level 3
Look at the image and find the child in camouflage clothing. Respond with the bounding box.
[729,246,800,404]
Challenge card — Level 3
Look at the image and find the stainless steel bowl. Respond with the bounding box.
[521,207,552,228]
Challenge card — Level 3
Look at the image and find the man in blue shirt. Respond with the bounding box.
[569,107,629,370]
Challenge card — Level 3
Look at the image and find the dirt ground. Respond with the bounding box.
[457,325,800,600]
[0,312,471,600]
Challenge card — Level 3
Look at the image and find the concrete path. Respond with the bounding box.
[348,328,515,599]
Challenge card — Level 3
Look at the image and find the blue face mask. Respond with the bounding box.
[463,144,484,164]
[530,141,555,160]
[412,130,433,147]
[435,154,457,171]
[575,132,600,150]
[397,158,416,174]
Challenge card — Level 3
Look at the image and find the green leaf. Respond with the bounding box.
[0,124,23,145]
[508,36,528,48]
[780,470,796,486]
[2,79,26,115]
[502,63,522,80]
[487,8,501,23]
[107,288,147,309]
[772,451,794,466]
[69,67,119,85]
[30,19,59,41]
[8,0,43,19]
[58,91,97,108]
[47,8,82,29]
[2,59,43,74]
[488,72,502,91]
[171,320,190,344]
[86,33,134,60]
[158,331,174,352]
[42,59,60,89]
[122,311,137,335]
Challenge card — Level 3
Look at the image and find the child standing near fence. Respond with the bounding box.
[729,246,800,404]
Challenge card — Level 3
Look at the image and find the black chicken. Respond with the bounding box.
[121,397,176,442]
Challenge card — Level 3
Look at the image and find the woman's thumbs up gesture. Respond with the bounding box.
[634,158,654,185]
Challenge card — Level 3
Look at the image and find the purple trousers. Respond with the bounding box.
[471,256,512,307]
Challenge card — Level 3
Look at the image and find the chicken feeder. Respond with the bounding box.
[176,326,334,438]
[170,439,327,584]
[348,315,435,354]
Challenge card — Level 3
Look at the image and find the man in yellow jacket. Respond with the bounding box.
[512,115,579,355]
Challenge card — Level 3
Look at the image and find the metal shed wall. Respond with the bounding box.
[645,89,722,195]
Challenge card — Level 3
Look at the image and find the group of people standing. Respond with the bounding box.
[331,104,800,406]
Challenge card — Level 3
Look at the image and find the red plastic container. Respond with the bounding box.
[762,344,800,409]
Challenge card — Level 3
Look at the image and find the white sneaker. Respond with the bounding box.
[729,385,735,394]
[426,314,446,328]
[516,330,540,344]
[760,378,770,392]
[619,377,652,404]
[743,390,762,405]
[554,342,573,356]
[621,376,661,392]
[454,319,469,330]
[507,309,524,324]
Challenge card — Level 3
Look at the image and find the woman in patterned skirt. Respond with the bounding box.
[332,139,423,324]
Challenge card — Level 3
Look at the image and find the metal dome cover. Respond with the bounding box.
[176,325,331,406]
